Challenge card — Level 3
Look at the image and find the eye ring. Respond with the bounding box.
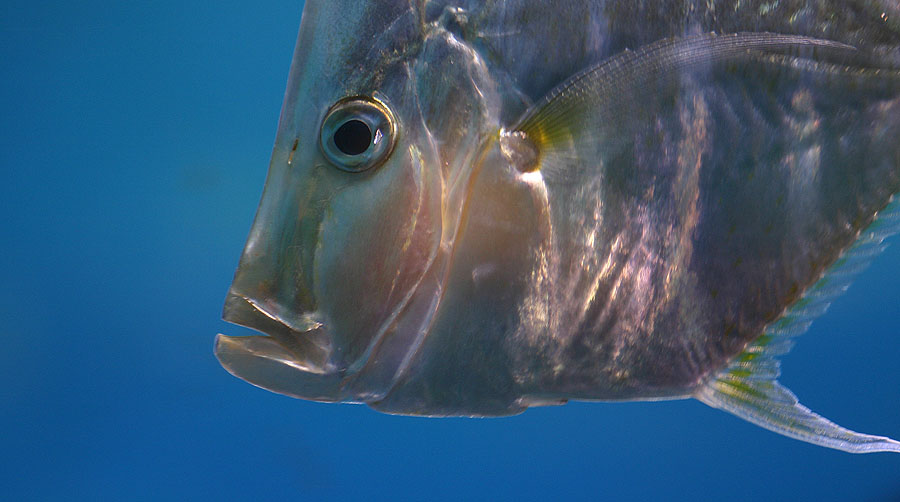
[319,96,397,173]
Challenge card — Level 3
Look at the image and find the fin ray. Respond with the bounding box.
[514,32,857,151]
[697,379,900,453]
[697,197,900,453]
[512,32,899,182]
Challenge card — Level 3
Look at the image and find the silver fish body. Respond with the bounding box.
[216,0,900,452]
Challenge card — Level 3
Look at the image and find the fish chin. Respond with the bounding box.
[215,292,348,402]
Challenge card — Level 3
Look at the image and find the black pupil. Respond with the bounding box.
[334,119,372,156]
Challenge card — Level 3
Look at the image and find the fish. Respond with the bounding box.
[215,0,900,453]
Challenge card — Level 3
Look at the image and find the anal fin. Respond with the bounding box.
[696,373,900,453]
[696,197,900,453]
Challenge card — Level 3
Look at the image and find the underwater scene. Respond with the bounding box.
[3,1,900,500]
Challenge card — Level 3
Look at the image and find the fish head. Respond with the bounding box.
[216,0,501,403]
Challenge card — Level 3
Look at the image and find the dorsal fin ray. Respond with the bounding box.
[697,197,900,453]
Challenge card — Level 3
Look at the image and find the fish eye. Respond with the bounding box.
[320,97,396,172]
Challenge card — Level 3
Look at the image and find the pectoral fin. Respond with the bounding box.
[511,32,893,179]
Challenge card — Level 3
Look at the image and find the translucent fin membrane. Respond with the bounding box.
[697,197,900,453]
[514,32,855,148]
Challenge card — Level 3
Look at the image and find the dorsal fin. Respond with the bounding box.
[696,197,900,453]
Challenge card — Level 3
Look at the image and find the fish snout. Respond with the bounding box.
[215,291,347,402]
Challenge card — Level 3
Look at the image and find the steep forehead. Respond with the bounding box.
[269,0,425,145]
[294,1,423,93]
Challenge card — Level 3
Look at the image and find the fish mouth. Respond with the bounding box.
[218,292,334,374]
[215,292,347,401]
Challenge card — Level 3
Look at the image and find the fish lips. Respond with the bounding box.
[215,291,345,402]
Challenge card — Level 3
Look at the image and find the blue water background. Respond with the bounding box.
[2,2,899,500]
